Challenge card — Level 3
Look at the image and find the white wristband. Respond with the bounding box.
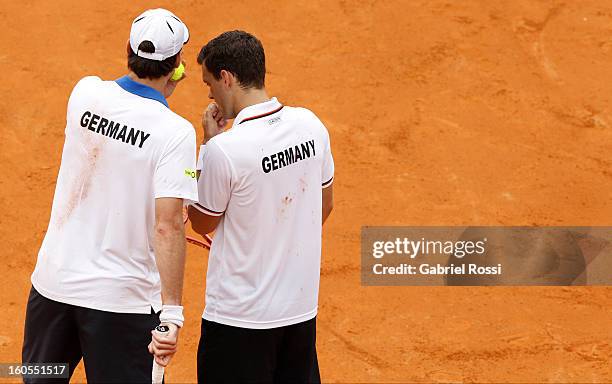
[159,305,184,328]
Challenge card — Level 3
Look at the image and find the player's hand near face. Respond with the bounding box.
[164,61,187,98]
[202,103,227,144]
[148,323,180,367]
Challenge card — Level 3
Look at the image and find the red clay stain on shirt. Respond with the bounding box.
[278,195,294,220]
[55,144,101,228]
[299,177,308,192]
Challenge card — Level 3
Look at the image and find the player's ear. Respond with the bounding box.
[126,39,131,56]
[220,70,233,88]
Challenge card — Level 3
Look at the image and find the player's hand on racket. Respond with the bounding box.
[202,102,227,144]
[148,322,180,367]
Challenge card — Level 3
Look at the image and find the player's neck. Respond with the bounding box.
[234,88,270,116]
[127,72,168,97]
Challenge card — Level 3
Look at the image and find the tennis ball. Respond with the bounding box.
[171,63,185,81]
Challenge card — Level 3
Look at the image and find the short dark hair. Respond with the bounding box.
[128,41,179,80]
[197,30,265,89]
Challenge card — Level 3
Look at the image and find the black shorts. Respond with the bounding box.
[22,286,160,383]
[197,317,320,383]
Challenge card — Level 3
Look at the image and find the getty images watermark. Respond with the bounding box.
[361,227,612,286]
[371,236,500,276]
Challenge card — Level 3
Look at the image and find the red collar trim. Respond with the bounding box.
[238,105,284,125]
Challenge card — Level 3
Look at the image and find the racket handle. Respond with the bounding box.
[152,361,164,384]
[152,325,169,384]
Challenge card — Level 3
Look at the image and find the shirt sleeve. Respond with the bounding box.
[196,144,205,171]
[154,127,199,203]
[192,140,233,216]
[321,128,335,188]
[66,76,101,133]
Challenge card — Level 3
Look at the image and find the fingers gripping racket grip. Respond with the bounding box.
[152,325,169,384]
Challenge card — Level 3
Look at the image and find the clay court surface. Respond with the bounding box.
[1,0,611,382]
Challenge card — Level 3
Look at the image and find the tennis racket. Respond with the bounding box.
[152,324,169,384]
[150,208,210,384]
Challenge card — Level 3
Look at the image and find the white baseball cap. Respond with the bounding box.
[129,8,189,61]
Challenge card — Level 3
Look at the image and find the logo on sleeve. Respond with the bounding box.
[184,169,196,179]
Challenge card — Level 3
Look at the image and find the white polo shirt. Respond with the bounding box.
[194,97,334,329]
[31,75,198,314]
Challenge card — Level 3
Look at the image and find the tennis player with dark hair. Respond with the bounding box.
[189,30,334,383]
[22,9,197,382]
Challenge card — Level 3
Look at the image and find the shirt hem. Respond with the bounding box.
[191,202,224,216]
[31,279,159,315]
[154,192,199,206]
[322,176,334,188]
[202,307,318,329]
[154,192,198,200]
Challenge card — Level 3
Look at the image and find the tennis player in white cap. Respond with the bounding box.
[22,8,197,382]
